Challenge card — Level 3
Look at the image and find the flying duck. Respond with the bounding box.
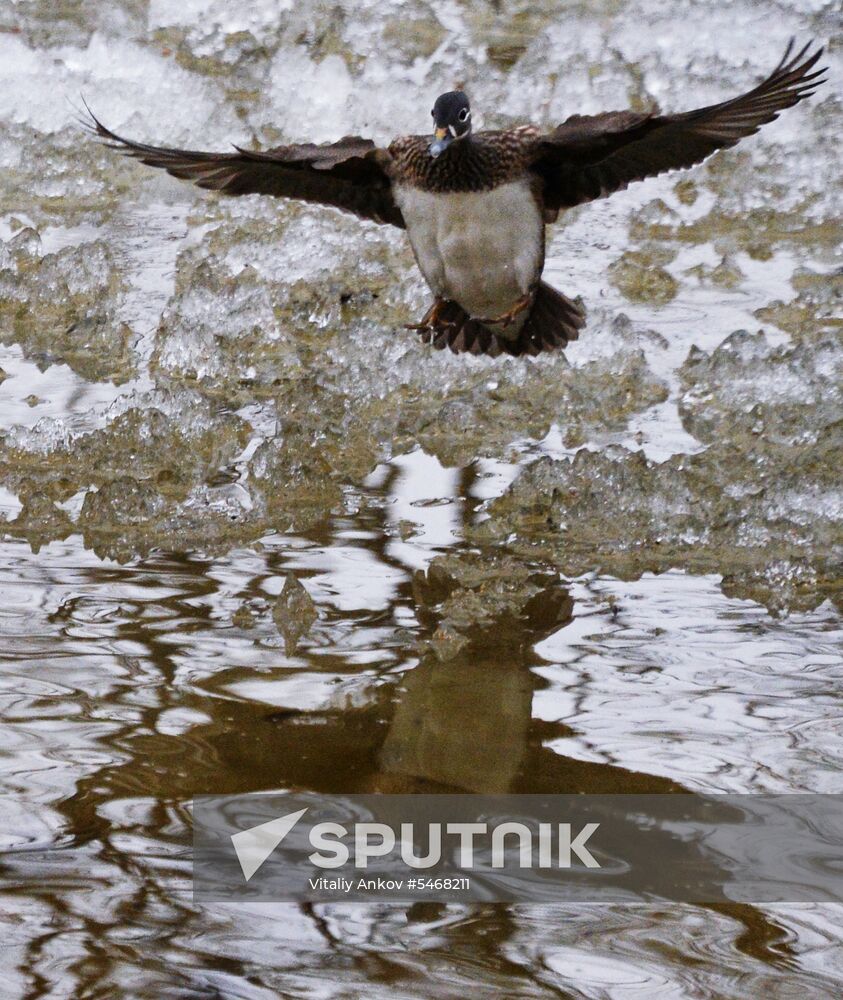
[86,40,825,358]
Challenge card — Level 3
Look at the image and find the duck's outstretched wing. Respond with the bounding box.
[84,109,405,228]
[530,40,826,216]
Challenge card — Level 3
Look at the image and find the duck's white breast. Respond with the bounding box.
[394,179,544,322]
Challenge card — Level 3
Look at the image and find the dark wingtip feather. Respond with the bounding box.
[66,94,93,133]
[776,39,827,88]
[77,98,137,154]
[78,96,109,138]
[776,37,796,69]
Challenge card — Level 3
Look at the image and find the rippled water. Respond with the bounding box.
[1,0,842,996]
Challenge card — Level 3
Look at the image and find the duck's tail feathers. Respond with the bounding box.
[414,283,585,357]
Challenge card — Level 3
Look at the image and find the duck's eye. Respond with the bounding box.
[431,110,435,117]
[458,108,470,122]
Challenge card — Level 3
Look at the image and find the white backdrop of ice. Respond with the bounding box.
[148,0,295,32]
[0,32,230,142]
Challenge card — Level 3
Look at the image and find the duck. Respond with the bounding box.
[86,40,825,358]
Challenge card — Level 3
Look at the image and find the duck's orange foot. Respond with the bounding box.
[473,289,536,329]
[404,298,456,332]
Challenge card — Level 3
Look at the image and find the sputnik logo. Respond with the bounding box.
[230,807,308,881]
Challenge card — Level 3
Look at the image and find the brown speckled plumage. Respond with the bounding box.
[85,40,826,358]
[387,126,541,193]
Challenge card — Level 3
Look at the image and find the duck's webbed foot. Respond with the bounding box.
[473,288,536,329]
[404,298,456,332]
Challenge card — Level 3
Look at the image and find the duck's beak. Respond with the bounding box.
[429,126,453,158]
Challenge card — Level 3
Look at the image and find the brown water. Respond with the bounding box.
[0,0,842,996]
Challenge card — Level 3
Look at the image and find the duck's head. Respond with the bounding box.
[429,91,472,158]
